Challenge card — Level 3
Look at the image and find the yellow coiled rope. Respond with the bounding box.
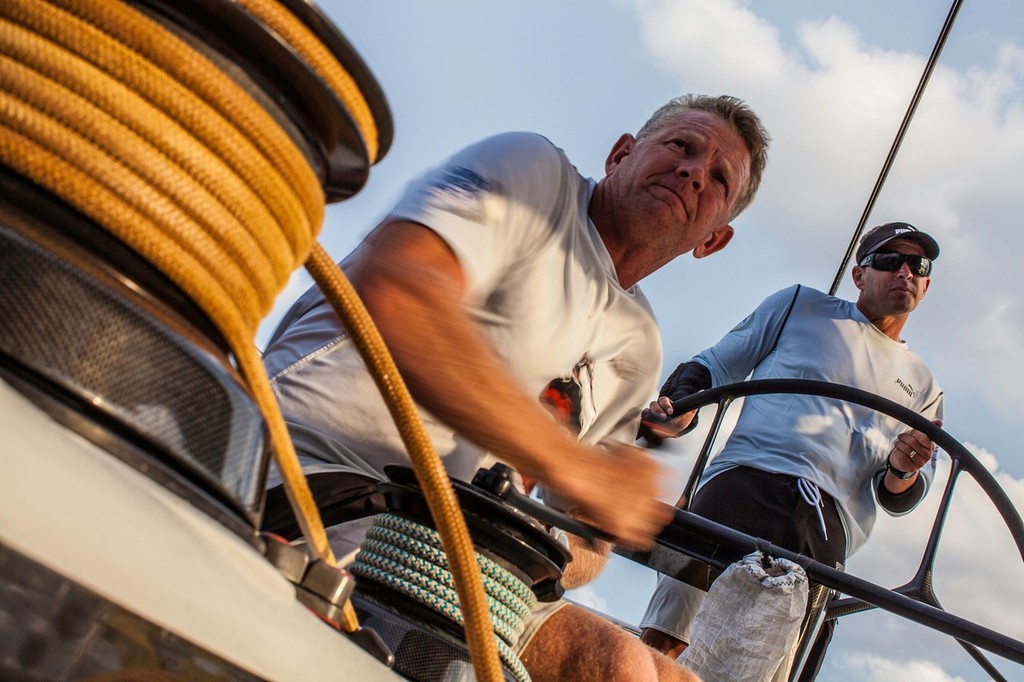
[0,1,501,680]
[234,0,380,165]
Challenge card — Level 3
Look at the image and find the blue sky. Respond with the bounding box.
[261,2,1024,679]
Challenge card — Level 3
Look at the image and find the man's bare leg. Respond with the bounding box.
[521,605,700,682]
[640,626,688,661]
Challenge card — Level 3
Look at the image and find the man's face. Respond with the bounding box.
[853,238,932,316]
[604,109,752,258]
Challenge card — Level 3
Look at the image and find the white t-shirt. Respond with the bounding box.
[263,132,662,484]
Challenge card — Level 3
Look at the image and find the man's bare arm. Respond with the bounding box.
[344,220,671,548]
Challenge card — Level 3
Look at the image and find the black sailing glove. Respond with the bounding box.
[637,362,712,444]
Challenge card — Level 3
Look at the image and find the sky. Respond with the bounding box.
[260,1,1024,679]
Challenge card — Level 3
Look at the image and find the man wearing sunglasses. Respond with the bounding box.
[637,221,943,679]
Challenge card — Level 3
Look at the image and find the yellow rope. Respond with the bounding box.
[307,245,503,681]
[0,0,333,562]
[237,0,380,164]
[0,2,502,679]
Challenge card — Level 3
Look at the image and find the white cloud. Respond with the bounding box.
[965,441,1001,474]
[635,0,790,87]
[833,653,970,682]
[843,451,1024,674]
[968,301,1024,423]
[566,584,609,614]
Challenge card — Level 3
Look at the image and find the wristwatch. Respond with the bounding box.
[887,455,917,480]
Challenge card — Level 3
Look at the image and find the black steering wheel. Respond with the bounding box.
[618,379,1024,680]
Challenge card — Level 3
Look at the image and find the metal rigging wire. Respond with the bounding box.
[829,0,964,296]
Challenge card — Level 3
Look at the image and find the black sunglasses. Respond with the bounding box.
[859,251,932,277]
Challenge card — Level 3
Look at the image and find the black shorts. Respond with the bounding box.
[261,471,385,541]
[691,466,847,570]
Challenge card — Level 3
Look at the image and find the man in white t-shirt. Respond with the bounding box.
[262,94,770,680]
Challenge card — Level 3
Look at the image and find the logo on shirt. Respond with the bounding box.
[426,167,492,219]
[539,355,596,435]
[895,377,919,399]
[541,377,582,433]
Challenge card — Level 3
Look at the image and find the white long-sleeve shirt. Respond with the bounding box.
[696,284,943,555]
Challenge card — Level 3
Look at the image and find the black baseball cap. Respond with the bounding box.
[856,222,940,263]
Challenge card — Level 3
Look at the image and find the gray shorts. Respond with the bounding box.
[638,573,705,644]
[516,597,569,655]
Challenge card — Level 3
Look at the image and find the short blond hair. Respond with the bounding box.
[638,94,770,221]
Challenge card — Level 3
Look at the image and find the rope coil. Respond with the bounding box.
[0,0,325,556]
[367,519,537,609]
[1,2,505,679]
[351,514,536,682]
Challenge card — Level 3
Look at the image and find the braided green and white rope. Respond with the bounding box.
[350,513,538,682]
[369,516,537,606]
